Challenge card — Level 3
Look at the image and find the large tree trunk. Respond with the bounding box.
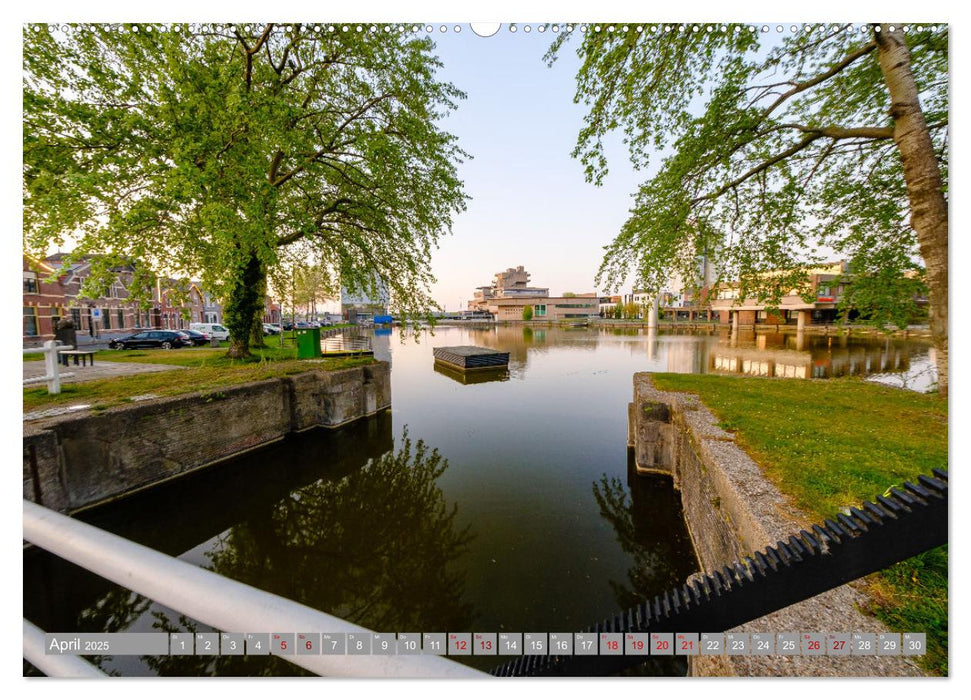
[249,275,268,349]
[223,249,265,359]
[876,25,948,397]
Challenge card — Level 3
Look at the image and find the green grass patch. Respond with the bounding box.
[650,373,948,675]
[24,352,372,413]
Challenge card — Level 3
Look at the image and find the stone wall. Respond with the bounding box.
[629,372,923,677]
[23,363,391,513]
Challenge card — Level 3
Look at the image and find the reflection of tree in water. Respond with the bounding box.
[592,474,698,610]
[84,430,475,677]
[209,428,474,630]
[593,473,699,677]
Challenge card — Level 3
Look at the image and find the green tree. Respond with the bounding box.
[522,304,533,321]
[24,23,468,358]
[552,23,947,395]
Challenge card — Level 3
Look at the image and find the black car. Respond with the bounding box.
[177,329,211,346]
[109,330,191,350]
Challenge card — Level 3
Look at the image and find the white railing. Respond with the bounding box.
[23,500,487,679]
[23,340,74,394]
[23,619,106,678]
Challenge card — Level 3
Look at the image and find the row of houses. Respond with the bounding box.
[23,253,282,346]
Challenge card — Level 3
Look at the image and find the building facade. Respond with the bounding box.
[489,295,600,322]
[710,261,850,327]
[20,253,275,345]
[469,265,550,311]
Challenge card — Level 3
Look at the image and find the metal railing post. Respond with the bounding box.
[23,619,107,678]
[23,500,486,678]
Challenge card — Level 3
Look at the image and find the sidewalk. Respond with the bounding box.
[23,358,186,385]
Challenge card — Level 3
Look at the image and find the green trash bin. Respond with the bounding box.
[295,328,321,358]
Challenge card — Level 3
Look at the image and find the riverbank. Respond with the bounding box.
[24,361,391,513]
[644,373,947,676]
[23,339,374,415]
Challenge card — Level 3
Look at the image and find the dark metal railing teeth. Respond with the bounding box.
[734,561,752,584]
[903,481,932,499]
[799,529,821,553]
[836,512,861,533]
[889,487,917,507]
[823,518,847,541]
[810,523,832,547]
[751,552,770,575]
[918,474,946,492]
[863,501,888,520]
[773,539,795,563]
[488,469,947,677]
[659,591,671,617]
[786,535,808,559]
[849,507,873,527]
[876,494,904,515]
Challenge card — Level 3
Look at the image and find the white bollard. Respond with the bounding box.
[43,340,61,395]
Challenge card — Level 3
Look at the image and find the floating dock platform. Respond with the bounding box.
[432,345,510,371]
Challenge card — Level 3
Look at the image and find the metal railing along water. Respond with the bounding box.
[22,500,486,678]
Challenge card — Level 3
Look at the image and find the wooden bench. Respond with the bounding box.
[58,350,97,367]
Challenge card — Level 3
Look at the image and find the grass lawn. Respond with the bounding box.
[650,373,948,675]
[23,336,373,413]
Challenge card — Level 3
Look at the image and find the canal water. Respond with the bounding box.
[23,327,935,676]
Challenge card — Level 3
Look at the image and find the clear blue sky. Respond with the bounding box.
[424,27,642,310]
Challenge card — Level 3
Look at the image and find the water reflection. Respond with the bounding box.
[591,460,700,677]
[592,465,699,611]
[24,418,477,676]
[433,362,510,385]
[708,330,916,381]
[422,325,935,392]
[204,428,475,632]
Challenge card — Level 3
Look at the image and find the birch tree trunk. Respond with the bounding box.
[876,24,949,397]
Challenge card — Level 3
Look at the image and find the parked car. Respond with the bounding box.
[189,322,230,341]
[263,323,281,335]
[178,329,211,346]
[109,330,191,350]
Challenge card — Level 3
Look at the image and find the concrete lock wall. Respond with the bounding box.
[23,363,391,514]
[629,373,923,677]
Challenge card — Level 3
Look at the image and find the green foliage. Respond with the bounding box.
[839,265,928,330]
[522,304,533,321]
[551,24,947,315]
[650,372,948,675]
[24,23,469,353]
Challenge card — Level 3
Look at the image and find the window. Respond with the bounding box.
[51,307,63,329]
[117,309,124,328]
[71,308,82,330]
[24,306,39,336]
[102,308,111,330]
[534,304,546,317]
[23,271,39,294]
